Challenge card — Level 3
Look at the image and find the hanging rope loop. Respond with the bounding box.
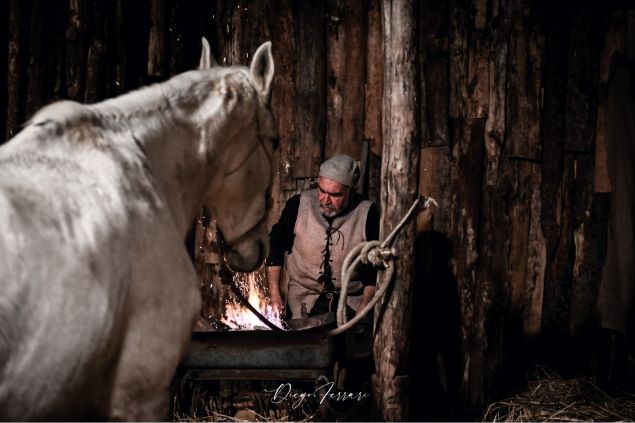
[327,195,437,337]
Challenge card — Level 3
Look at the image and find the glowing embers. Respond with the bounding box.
[221,266,285,330]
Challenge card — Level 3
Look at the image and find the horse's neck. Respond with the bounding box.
[140,119,212,234]
[94,87,217,235]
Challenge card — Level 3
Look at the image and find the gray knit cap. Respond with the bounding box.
[319,154,360,188]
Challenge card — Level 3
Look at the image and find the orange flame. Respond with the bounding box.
[221,268,284,330]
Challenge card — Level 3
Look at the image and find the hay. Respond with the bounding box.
[172,380,323,422]
[482,367,635,422]
[173,408,316,422]
[173,406,319,422]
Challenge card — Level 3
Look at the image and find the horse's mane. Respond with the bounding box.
[28,67,248,132]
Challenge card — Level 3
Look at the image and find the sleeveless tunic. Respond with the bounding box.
[285,189,371,317]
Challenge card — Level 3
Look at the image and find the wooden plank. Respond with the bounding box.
[114,0,127,94]
[475,183,510,405]
[476,178,511,399]
[594,14,626,192]
[448,0,468,119]
[484,11,509,185]
[84,0,109,103]
[324,0,366,159]
[374,0,420,420]
[338,0,365,159]
[147,0,165,77]
[419,146,451,234]
[448,117,485,407]
[543,156,575,336]
[570,156,610,336]
[540,7,573,337]
[25,0,46,116]
[6,0,29,139]
[506,161,546,337]
[594,107,610,192]
[110,0,127,95]
[212,0,233,65]
[224,0,244,65]
[65,0,89,101]
[325,0,345,157]
[506,2,543,160]
[267,0,296,224]
[473,0,487,29]
[364,0,383,205]
[420,0,450,147]
[290,0,325,178]
[218,0,270,67]
[363,0,383,156]
[422,36,450,146]
[564,6,603,153]
[564,7,608,335]
[523,162,547,337]
[51,0,68,101]
[0,0,8,142]
[238,0,270,63]
[466,30,489,118]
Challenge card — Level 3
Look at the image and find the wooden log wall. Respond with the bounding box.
[2,0,635,417]
[415,1,635,415]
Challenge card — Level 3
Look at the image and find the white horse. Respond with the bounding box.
[0,38,276,420]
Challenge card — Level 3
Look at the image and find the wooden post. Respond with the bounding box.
[373,0,420,420]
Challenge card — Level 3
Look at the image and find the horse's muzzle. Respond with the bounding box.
[225,238,267,273]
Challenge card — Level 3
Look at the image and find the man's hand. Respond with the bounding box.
[269,292,284,316]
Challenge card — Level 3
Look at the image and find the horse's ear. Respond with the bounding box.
[199,37,217,70]
[250,41,274,102]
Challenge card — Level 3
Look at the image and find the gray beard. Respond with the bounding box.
[320,206,337,218]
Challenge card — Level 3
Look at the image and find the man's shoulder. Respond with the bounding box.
[349,193,375,211]
[299,188,317,198]
[287,192,302,204]
[297,188,319,206]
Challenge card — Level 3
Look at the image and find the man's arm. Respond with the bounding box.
[265,194,300,314]
[267,265,283,313]
[358,284,376,313]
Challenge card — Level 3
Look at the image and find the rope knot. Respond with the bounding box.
[360,241,395,267]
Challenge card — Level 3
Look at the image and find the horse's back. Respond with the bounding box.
[0,118,149,419]
[0,133,120,419]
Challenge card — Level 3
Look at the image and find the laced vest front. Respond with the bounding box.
[285,189,371,318]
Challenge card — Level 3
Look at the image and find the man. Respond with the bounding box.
[266,154,379,321]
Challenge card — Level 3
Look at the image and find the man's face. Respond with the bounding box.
[317,176,350,217]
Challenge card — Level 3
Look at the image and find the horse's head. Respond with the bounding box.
[198,39,277,273]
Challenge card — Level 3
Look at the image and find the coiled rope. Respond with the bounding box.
[326,195,438,337]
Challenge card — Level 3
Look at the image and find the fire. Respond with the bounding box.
[221,267,285,330]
